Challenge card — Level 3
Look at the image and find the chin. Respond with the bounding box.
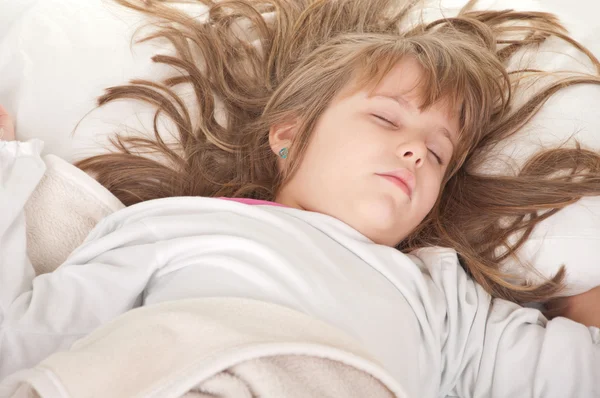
[354,196,405,245]
[362,195,399,223]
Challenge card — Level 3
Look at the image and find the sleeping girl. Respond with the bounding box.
[1,0,599,396]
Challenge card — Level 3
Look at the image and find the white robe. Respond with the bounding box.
[0,140,599,397]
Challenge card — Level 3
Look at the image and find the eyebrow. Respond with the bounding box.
[374,94,455,147]
[436,127,454,146]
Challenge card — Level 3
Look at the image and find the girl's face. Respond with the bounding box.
[272,58,460,247]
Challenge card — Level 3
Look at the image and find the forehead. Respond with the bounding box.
[369,59,461,138]
[379,58,460,106]
[374,57,424,95]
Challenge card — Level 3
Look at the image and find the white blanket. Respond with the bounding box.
[1,140,599,398]
[2,141,400,398]
[3,0,600,296]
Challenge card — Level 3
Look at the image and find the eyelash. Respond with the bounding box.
[429,149,443,165]
[372,114,444,165]
[373,114,397,127]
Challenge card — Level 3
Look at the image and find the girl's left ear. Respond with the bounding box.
[268,121,298,157]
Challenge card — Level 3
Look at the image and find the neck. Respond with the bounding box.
[274,192,305,211]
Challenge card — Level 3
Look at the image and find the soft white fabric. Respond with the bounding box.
[182,354,396,398]
[25,154,124,274]
[1,0,600,295]
[1,140,599,398]
[499,196,600,296]
[192,354,395,398]
[0,0,207,162]
[1,298,401,398]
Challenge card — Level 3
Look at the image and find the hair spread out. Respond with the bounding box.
[76,0,600,305]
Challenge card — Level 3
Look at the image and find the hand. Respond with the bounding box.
[0,104,15,141]
[547,285,600,328]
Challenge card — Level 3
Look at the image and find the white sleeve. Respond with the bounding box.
[0,140,46,311]
[0,141,160,380]
[423,249,600,398]
[470,299,599,398]
[0,140,47,377]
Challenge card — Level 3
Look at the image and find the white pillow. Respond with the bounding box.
[1,0,599,295]
[0,0,540,161]
[471,1,600,295]
[0,0,198,161]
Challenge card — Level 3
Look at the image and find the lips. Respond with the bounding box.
[376,169,416,198]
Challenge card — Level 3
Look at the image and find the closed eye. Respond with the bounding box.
[372,114,397,127]
[429,149,443,165]
[372,112,445,164]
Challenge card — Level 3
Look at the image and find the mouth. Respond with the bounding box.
[376,169,415,198]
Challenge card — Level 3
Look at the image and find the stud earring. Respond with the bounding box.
[278,147,289,159]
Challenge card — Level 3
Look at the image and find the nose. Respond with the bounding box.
[399,140,427,168]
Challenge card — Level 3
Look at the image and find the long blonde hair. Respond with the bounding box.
[77,0,600,304]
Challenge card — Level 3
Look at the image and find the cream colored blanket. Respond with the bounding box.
[15,153,404,398]
[3,298,405,398]
[25,154,124,274]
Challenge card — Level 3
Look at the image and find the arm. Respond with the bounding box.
[0,141,44,300]
[546,286,600,328]
[475,299,598,397]
[0,113,160,379]
[451,279,600,397]
[414,248,599,398]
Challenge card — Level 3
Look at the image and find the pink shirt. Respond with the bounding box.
[218,197,287,208]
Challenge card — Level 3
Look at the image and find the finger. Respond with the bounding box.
[0,105,15,140]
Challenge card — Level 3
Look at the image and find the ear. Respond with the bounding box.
[268,120,298,157]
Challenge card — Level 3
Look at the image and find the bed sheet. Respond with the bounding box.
[1,0,600,295]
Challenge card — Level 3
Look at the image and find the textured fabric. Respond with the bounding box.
[24,154,124,274]
[1,140,599,397]
[2,298,401,398]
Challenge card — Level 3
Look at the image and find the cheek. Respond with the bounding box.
[419,171,443,211]
[304,120,360,170]
[287,131,339,194]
